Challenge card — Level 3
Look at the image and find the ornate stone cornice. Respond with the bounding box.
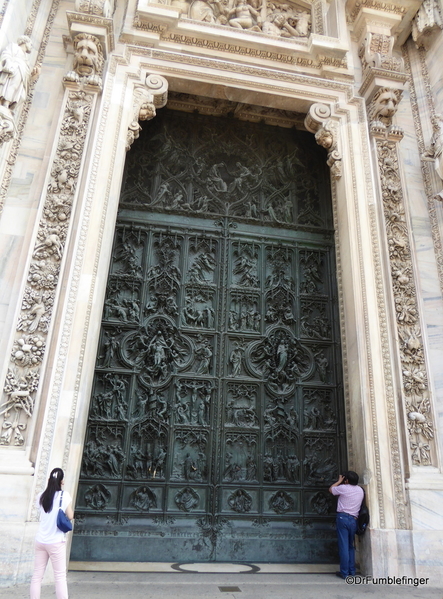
[412,0,443,49]
[347,0,418,100]
[66,10,115,55]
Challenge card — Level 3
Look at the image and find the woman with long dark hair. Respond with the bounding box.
[30,467,73,599]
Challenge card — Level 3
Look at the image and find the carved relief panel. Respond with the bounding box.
[73,107,345,563]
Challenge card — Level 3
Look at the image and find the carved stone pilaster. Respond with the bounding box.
[304,103,342,179]
[412,0,443,49]
[368,94,437,467]
[0,37,103,448]
[126,74,168,151]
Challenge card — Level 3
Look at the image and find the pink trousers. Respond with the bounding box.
[30,541,68,599]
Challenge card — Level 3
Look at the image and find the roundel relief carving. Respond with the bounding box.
[246,327,314,394]
[121,316,193,386]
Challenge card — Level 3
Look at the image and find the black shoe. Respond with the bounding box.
[335,571,346,579]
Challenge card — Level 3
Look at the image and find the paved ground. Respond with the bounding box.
[2,571,442,599]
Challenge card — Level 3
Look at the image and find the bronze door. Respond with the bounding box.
[72,108,346,563]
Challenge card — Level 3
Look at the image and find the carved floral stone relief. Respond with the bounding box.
[0,34,106,446]
[368,85,437,466]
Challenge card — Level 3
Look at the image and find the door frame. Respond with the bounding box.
[28,49,408,571]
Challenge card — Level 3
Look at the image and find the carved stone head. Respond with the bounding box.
[73,33,103,78]
[315,127,333,150]
[369,87,402,126]
[17,35,32,54]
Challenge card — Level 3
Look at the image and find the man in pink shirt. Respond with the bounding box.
[329,470,364,579]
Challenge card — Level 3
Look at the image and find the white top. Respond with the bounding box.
[35,490,72,544]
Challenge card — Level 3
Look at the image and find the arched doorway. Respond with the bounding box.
[71,102,346,563]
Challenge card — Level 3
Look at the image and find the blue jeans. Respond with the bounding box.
[336,512,357,577]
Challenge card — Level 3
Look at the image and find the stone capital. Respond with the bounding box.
[346,0,419,100]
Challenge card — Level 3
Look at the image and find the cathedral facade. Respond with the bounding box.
[0,0,442,586]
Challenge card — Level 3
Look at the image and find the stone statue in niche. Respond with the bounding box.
[0,35,39,145]
[422,114,443,197]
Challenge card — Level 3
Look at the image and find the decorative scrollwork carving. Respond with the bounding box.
[304,103,342,179]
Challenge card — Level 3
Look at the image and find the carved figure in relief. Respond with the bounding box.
[286,454,300,482]
[194,338,212,374]
[84,483,111,509]
[99,331,120,368]
[0,36,34,112]
[130,486,157,511]
[184,453,197,481]
[262,12,305,37]
[228,489,252,513]
[188,252,216,283]
[228,0,262,30]
[224,453,242,482]
[208,162,228,192]
[269,490,293,513]
[246,454,256,480]
[189,0,219,22]
[107,442,125,476]
[229,342,244,376]
[175,487,199,511]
